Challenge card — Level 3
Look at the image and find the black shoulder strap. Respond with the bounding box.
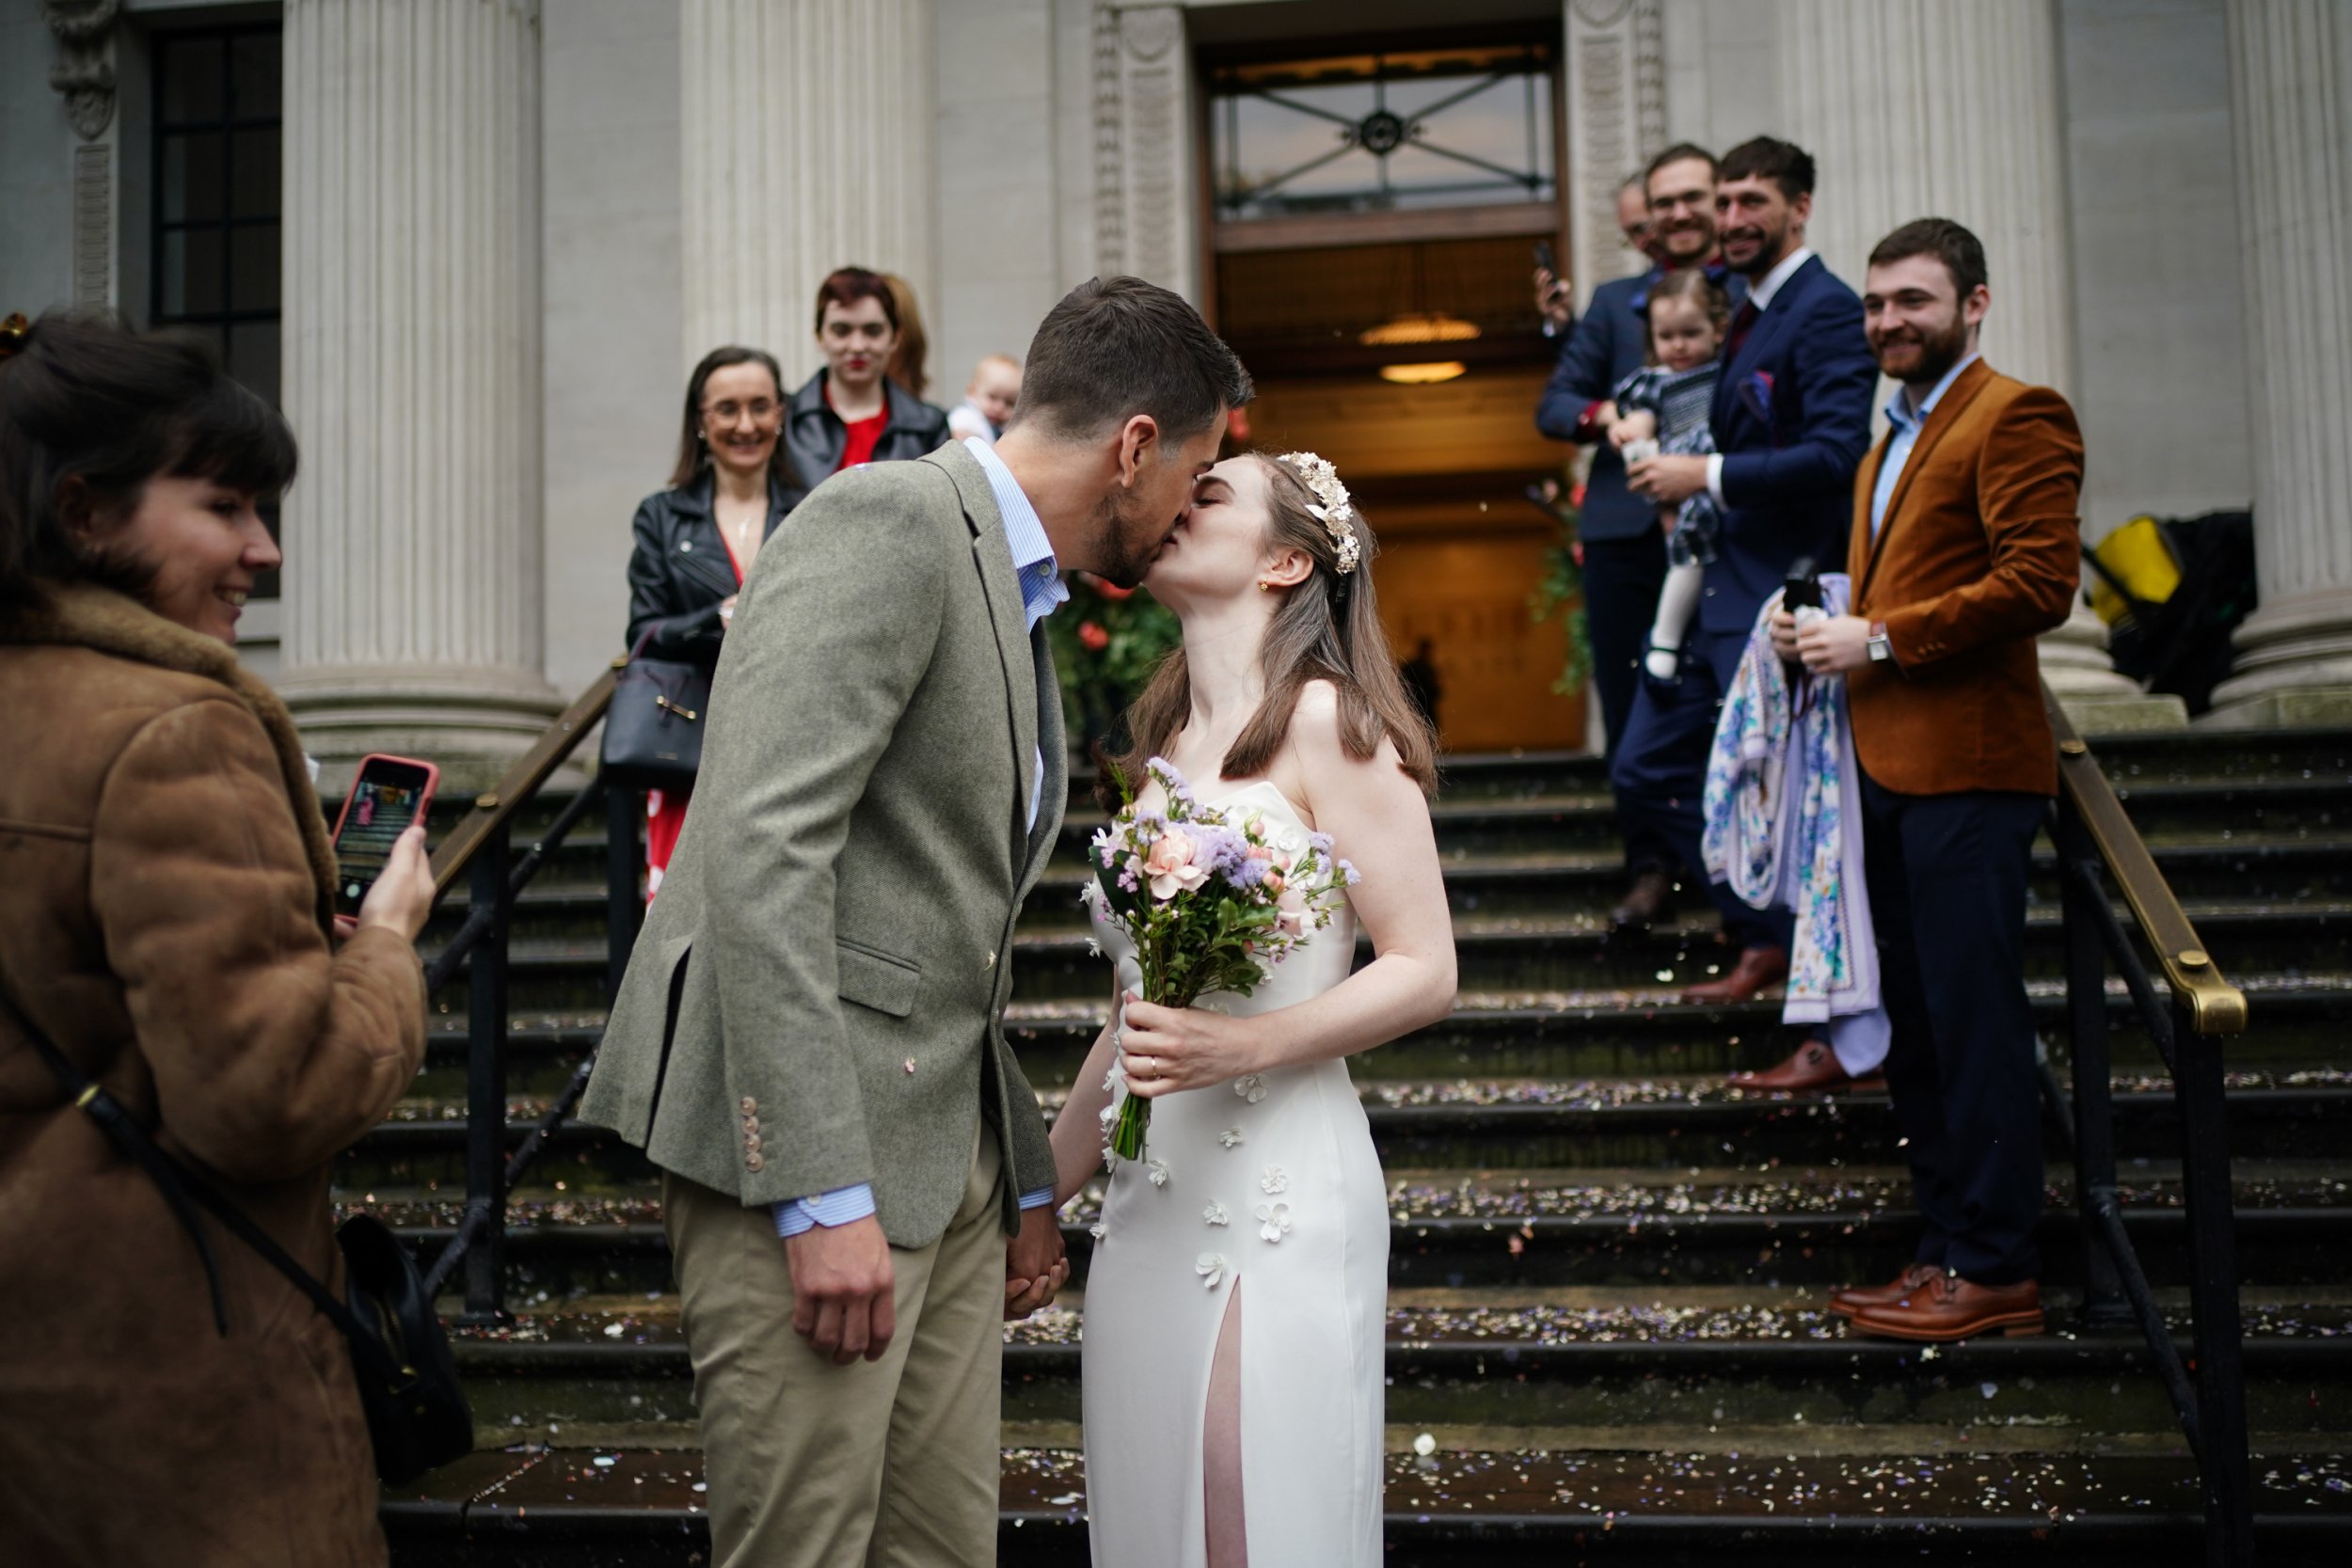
[4,991,405,1380]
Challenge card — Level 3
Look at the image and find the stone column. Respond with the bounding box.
[1781,0,2184,730]
[277,0,562,784]
[2206,0,2352,726]
[680,0,935,380]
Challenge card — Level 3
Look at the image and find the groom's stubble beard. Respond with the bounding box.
[1088,484,1174,591]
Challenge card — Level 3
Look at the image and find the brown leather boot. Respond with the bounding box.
[1826,1261,1944,1319]
[1849,1274,2043,1341]
[1611,867,1678,931]
[1679,943,1788,1005]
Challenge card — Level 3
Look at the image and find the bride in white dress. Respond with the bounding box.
[1048,451,1457,1568]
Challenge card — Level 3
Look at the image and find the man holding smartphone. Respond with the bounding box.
[1534,143,1735,931]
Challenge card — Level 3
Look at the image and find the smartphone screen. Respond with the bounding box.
[333,758,436,918]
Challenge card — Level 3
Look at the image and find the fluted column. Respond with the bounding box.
[1782,0,2185,729]
[681,0,934,379]
[278,0,562,781]
[2206,0,2352,725]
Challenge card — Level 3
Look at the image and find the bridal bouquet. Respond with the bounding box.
[1090,757,1357,1162]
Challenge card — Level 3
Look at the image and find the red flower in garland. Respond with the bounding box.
[1078,621,1110,652]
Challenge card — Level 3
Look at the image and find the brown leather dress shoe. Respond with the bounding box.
[1728,1038,1852,1092]
[1849,1274,2043,1341]
[1610,867,1677,931]
[1826,1261,1944,1319]
[1679,943,1788,1005]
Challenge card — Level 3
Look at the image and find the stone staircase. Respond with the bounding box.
[363,730,2352,1564]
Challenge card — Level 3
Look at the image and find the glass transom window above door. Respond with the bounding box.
[1210,41,1556,222]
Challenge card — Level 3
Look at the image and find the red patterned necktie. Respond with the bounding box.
[1724,298,1760,364]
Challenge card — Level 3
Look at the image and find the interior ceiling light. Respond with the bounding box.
[1379,361,1468,385]
[1359,311,1482,347]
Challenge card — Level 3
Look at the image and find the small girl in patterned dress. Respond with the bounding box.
[1599,268,1732,682]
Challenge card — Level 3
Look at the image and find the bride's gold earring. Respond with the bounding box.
[1258,580,1272,592]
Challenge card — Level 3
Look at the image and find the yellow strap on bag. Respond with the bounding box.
[2088,515,2183,626]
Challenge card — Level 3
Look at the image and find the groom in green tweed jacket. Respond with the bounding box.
[582,277,1250,1567]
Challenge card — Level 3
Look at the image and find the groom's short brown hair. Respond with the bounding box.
[1011,276,1252,444]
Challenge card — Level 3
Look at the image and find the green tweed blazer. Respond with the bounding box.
[580,440,1067,1247]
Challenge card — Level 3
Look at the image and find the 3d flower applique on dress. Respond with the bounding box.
[1219,1128,1244,1149]
[1255,1202,1291,1243]
[1090,1222,1107,1241]
[1197,1253,1227,1289]
[1148,1158,1171,1188]
[1203,1201,1230,1227]
[1261,1164,1290,1195]
[1233,1075,1267,1103]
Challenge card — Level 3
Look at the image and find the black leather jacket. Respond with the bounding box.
[624,470,797,670]
[781,369,951,489]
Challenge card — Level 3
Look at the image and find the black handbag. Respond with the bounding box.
[13,1001,474,1484]
[601,627,712,792]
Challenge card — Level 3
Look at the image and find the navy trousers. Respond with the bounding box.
[1860,769,2048,1285]
[1608,626,1790,952]
[1581,531,1676,877]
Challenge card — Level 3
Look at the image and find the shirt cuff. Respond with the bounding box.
[771,1183,879,1239]
[1018,1187,1057,1212]
[1705,453,1727,508]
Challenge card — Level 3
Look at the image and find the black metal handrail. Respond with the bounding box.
[403,668,644,1317]
[2042,686,2251,1566]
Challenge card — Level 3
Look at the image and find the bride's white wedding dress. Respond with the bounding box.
[1078,781,1386,1567]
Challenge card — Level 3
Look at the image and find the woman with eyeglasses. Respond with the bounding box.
[625,345,802,894]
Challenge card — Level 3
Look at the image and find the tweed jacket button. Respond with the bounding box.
[741,1116,760,1135]
[745,1152,764,1172]
[745,1133,763,1153]
[739,1096,757,1114]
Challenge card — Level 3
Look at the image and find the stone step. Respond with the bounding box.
[420,898,2352,1013]
[349,1076,2352,1190]
[438,1286,2352,1449]
[380,1442,2352,1566]
[426,834,2352,945]
[348,1161,2350,1299]
[409,974,2352,1105]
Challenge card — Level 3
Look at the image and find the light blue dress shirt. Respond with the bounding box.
[775,437,1066,1238]
[1870,351,1980,537]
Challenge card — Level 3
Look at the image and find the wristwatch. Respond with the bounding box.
[1867,620,1894,665]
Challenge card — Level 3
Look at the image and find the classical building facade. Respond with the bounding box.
[5,0,2344,770]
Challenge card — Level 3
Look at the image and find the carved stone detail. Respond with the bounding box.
[1564,0,1661,308]
[43,0,121,142]
[72,144,112,307]
[1092,4,1195,298]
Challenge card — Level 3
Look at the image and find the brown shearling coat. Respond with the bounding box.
[0,585,427,1566]
[1846,358,2086,797]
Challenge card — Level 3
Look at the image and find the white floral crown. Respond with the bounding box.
[1274,451,1361,576]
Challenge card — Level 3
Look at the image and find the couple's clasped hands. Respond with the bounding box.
[782,1195,1071,1370]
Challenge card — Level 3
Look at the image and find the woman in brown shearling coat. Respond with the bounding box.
[0,314,435,1565]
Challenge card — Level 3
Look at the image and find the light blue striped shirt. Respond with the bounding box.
[1870,352,1979,537]
[774,436,1066,1238]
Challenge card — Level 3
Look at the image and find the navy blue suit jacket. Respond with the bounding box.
[1535,271,1655,543]
[1701,253,1876,634]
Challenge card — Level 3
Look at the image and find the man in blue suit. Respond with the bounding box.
[1618,135,1878,1005]
[1536,143,1733,929]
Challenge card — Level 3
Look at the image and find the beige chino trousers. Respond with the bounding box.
[662,1127,1006,1568]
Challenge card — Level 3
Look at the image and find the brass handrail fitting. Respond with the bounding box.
[2042,686,2249,1036]
[428,668,618,898]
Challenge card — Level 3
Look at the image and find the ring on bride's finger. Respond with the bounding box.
[1143,1053,1157,1076]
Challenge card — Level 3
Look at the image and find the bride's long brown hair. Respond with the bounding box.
[1104,452,1438,808]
